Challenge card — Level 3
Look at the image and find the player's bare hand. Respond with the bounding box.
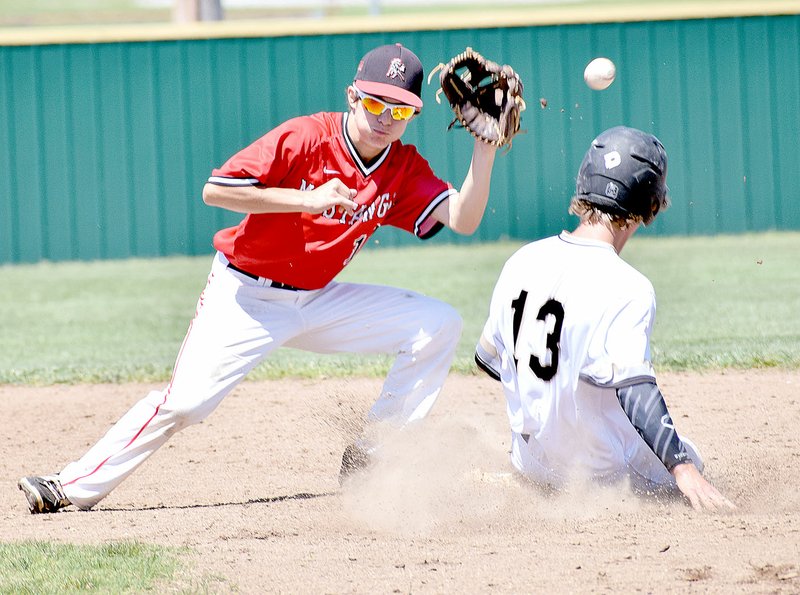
[671,462,736,512]
[305,178,358,215]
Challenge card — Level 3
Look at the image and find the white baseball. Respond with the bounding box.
[584,57,616,90]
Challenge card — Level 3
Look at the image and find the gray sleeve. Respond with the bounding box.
[616,382,691,471]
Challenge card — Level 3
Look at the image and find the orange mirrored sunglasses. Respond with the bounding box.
[355,89,416,121]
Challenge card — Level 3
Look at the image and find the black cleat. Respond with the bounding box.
[338,443,375,485]
[18,475,71,514]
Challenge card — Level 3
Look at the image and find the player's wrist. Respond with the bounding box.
[669,460,697,477]
[269,187,315,213]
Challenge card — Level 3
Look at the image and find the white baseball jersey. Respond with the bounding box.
[477,231,674,488]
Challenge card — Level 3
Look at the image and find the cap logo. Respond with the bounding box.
[605,181,619,199]
[604,151,621,169]
[386,58,406,81]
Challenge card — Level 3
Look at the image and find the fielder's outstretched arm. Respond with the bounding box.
[432,141,498,235]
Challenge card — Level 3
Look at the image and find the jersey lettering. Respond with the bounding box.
[376,193,393,217]
[530,299,565,381]
[510,290,565,382]
[510,290,528,371]
[321,192,395,226]
[343,234,368,266]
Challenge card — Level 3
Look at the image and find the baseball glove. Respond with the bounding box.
[430,47,526,149]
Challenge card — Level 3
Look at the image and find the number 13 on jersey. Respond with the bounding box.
[510,290,565,381]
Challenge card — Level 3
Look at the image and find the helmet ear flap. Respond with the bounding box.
[631,166,657,188]
[632,160,669,224]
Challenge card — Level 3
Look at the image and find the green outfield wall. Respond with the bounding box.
[2,4,800,263]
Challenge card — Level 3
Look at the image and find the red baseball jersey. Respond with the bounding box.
[209,112,455,290]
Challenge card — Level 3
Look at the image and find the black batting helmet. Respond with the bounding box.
[575,126,669,225]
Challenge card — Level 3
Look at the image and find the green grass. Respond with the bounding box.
[0,541,184,594]
[626,232,800,369]
[1,232,798,385]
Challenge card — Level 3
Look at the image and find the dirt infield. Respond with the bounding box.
[2,370,798,593]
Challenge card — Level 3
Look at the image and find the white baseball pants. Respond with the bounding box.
[60,252,462,509]
[509,430,704,494]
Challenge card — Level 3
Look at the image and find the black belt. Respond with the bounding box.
[226,263,307,291]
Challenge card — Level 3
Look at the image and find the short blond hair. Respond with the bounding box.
[568,197,642,229]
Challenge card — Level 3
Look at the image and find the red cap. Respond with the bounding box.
[354,43,423,109]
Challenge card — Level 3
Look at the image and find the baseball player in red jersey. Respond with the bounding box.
[475,127,735,511]
[19,43,501,513]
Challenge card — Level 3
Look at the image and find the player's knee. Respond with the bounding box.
[160,399,211,430]
[124,390,206,438]
[170,408,205,430]
[425,301,463,347]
